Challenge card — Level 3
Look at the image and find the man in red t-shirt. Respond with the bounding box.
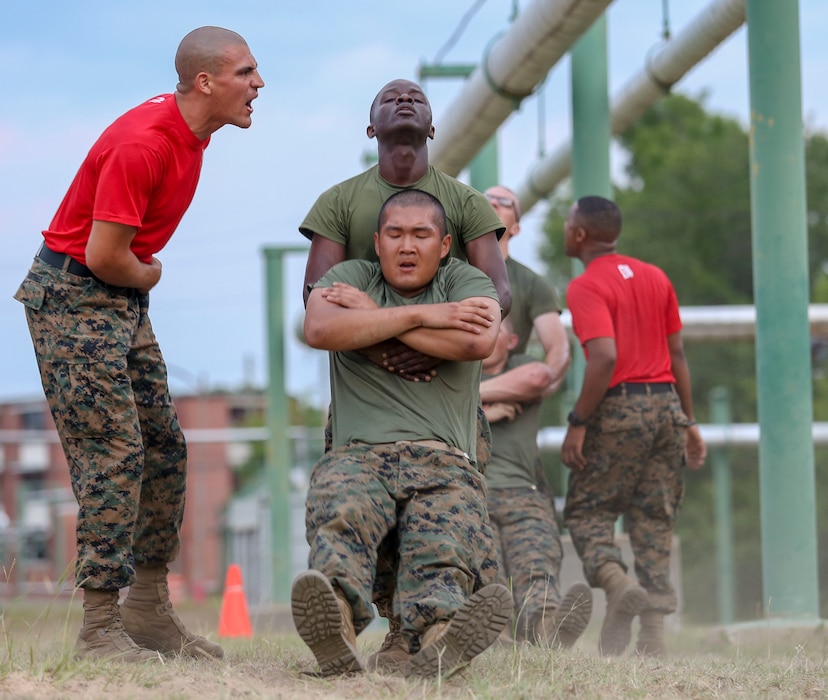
[13,26,264,663]
[560,196,706,657]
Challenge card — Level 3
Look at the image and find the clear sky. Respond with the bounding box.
[2,0,826,408]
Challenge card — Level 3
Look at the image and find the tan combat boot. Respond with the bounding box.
[405,583,512,680]
[75,588,159,663]
[120,564,224,659]
[636,609,667,656]
[595,562,649,656]
[535,581,593,649]
[365,614,411,673]
[291,570,364,676]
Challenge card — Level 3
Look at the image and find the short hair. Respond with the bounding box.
[378,189,447,237]
[175,26,248,92]
[575,196,622,242]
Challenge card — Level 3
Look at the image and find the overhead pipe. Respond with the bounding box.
[516,0,747,212]
[430,0,615,177]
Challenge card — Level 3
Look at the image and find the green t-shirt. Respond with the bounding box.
[483,354,543,489]
[300,165,505,264]
[505,256,562,355]
[316,257,499,462]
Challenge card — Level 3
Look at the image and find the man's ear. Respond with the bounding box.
[367,124,375,139]
[195,71,212,95]
[440,233,451,258]
[374,231,380,256]
[428,125,435,140]
[507,333,519,351]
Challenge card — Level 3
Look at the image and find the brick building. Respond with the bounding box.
[0,392,265,599]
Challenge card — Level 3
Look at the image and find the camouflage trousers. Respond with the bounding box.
[323,404,493,622]
[14,259,187,590]
[488,486,563,640]
[305,441,497,647]
[563,391,687,613]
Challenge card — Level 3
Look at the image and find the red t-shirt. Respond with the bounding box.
[566,253,682,386]
[43,94,209,264]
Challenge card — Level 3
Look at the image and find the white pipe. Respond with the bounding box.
[517,0,747,212]
[559,304,828,340]
[431,0,615,177]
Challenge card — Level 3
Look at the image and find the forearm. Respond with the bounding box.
[87,250,159,289]
[397,326,496,361]
[543,344,571,396]
[85,220,160,290]
[305,304,422,351]
[480,362,554,403]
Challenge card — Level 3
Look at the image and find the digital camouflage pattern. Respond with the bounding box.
[304,441,498,650]
[563,392,687,613]
[488,486,563,640]
[324,403,493,623]
[14,260,186,590]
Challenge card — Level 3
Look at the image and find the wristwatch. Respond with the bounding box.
[567,410,588,427]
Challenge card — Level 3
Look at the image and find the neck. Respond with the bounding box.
[581,244,617,267]
[483,356,508,375]
[377,143,429,186]
[174,91,213,141]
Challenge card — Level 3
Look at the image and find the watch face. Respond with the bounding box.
[568,411,585,427]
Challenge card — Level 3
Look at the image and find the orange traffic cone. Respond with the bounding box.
[218,563,253,638]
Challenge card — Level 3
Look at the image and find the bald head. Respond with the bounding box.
[175,26,249,92]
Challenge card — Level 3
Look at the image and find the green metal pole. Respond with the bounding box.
[564,14,612,513]
[262,245,308,603]
[709,387,735,625]
[745,0,819,620]
[468,136,500,193]
[570,13,612,202]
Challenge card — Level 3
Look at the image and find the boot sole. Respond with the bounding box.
[291,570,364,676]
[405,583,513,680]
[553,582,593,649]
[599,585,649,656]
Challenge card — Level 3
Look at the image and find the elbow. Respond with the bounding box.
[499,289,512,317]
[463,335,498,361]
[303,317,327,350]
[528,365,556,393]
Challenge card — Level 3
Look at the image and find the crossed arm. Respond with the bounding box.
[304,283,501,362]
[85,220,162,294]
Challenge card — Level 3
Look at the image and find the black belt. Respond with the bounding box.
[605,382,675,397]
[36,243,96,277]
[35,243,137,296]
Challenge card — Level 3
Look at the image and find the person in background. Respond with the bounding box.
[484,184,569,393]
[481,316,592,648]
[561,196,706,657]
[13,26,264,662]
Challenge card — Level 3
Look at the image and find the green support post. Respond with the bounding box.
[570,14,612,202]
[710,387,735,625]
[468,136,500,193]
[745,0,820,620]
[263,245,308,603]
[566,14,612,499]
[418,63,500,192]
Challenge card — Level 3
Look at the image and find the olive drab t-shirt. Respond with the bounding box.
[314,257,499,463]
[483,353,544,489]
[299,165,505,264]
[505,256,562,355]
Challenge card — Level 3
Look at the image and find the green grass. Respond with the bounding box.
[0,596,826,699]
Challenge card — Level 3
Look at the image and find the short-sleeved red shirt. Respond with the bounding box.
[43,94,209,265]
[566,253,682,387]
